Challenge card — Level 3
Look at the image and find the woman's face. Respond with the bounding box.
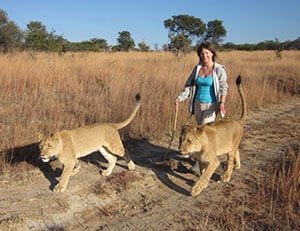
[200,48,213,63]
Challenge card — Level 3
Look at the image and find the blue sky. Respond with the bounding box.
[1,0,299,49]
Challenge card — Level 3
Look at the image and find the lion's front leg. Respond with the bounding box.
[191,159,219,196]
[123,149,135,170]
[54,162,76,192]
[70,160,81,176]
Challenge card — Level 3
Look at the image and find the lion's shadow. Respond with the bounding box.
[1,138,221,195]
[124,138,222,196]
[2,143,60,190]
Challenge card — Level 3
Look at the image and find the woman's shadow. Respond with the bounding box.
[123,138,194,196]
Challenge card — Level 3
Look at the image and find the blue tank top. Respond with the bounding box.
[195,75,216,103]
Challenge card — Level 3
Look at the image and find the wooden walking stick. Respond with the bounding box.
[163,102,179,161]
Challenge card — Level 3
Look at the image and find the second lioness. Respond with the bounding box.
[178,76,246,196]
[39,94,141,192]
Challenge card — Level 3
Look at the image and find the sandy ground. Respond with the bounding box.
[0,97,299,231]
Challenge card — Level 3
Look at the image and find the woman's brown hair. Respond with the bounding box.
[197,42,217,62]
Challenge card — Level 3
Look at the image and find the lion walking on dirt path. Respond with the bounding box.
[178,76,246,196]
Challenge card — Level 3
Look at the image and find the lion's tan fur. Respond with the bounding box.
[179,76,246,196]
[39,94,141,192]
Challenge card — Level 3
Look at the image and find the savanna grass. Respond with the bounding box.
[0,50,299,168]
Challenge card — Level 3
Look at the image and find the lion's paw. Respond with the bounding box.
[191,182,208,196]
[221,173,231,182]
[235,163,241,170]
[101,169,112,176]
[127,161,135,170]
[53,184,66,192]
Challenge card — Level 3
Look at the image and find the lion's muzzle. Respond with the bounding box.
[41,156,50,162]
[178,148,191,158]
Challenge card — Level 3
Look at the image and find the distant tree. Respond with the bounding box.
[90,38,109,51]
[204,20,226,45]
[0,9,23,52]
[25,21,66,52]
[287,37,300,50]
[25,21,49,51]
[115,31,135,51]
[138,41,150,52]
[168,33,192,56]
[164,14,206,55]
[63,38,108,52]
[47,30,66,53]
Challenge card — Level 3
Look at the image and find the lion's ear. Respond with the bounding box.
[181,124,190,133]
[36,132,44,141]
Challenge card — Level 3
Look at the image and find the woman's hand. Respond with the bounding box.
[220,103,226,118]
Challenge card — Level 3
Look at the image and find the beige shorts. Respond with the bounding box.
[194,100,218,125]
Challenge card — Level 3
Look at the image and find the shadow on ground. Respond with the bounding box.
[0,138,222,196]
[1,143,60,189]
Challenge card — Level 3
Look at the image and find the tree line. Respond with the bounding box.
[0,9,299,53]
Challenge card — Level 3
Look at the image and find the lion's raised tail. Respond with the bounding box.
[236,75,247,124]
[115,93,141,129]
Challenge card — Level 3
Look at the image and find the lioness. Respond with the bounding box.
[178,76,246,196]
[39,93,141,192]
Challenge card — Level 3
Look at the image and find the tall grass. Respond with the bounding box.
[0,50,299,152]
[0,50,299,230]
[249,145,300,229]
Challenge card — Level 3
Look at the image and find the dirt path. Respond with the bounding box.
[0,97,299,230]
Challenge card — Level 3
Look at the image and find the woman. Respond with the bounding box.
[175,42,228,174]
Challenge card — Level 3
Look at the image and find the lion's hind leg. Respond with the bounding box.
[99,146,117,176]
[123,149,135,170]
[234,149,241,169]
[222,149,238,182]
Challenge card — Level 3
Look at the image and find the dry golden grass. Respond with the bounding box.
[0,50,299,156]
[0,50,299,230]
[246,145,300,229]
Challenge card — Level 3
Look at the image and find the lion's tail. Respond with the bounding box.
[115,93,141,129]
[236,76,247,124]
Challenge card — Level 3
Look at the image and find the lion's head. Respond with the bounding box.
[178,125,204,156]
[38,133,61,162]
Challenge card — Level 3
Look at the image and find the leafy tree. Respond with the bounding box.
[25,21,66,52]
[47,30,66,53]
[286,37,300,50]
[204,20,226,45]
[90,38,109,51]
[0,9,23,52]
[63,38,109,52]
[164,14,206,54]
[168,33,192,56]
[25,21,49,51]
[164,14,206,39]
[115,31,135,51]
[138,41,150,51]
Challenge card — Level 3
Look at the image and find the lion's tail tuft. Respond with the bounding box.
[115,93,141,129]
[236,76,247,124]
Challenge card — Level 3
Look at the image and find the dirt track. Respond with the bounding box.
[0,97,299,230]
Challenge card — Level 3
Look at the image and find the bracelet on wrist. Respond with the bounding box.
[220,101,225,105]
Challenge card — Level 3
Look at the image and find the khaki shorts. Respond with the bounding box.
[194,100,218,125]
